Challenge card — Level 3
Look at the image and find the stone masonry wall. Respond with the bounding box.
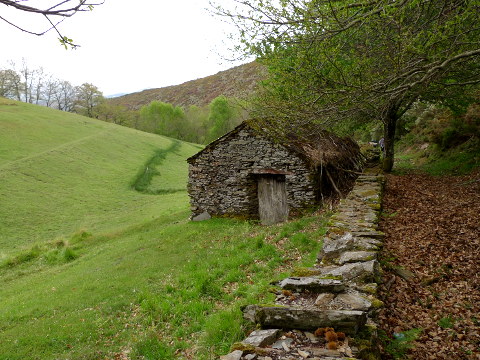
[188,127,317,219]
[220,172,385,360]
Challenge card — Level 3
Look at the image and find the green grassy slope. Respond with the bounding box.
[0,99,328,359]
[0,98,200,255]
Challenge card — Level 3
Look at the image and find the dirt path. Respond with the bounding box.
[378,171,480,359]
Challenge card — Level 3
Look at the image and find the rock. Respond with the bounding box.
[334,293,372,311]
[314,293,336,307]
[338,251,377,265]
[220,350,243,360]
[320,260,378,282]
[354,282,378,295]
[297,349,310,358]
[244,354,257,360]
[192,211,211,221]
[279,277,345,293]
[272,338,294,350]
[351,230,384,239]
[302,347,344,357]
[319,232,354,261]
[393,266,415,281]
[354,237,383,250]
[242,305,367,334]
[243,329,281,347]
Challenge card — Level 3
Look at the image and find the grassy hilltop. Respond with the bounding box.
[0,98,327,359]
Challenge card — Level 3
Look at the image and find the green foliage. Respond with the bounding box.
[139,101,186,139]
[217,0,480,171]
[104,96,244,145]
[206,96,237,142]
[75,83,104,118]
[438,316,455,329]
[394,101,480,175]
[381,328,422,359]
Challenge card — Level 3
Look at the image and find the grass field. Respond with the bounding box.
[0,99,329,359]
[0,98,202,255]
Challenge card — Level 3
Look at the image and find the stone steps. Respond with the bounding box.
[220,172,384,360]
[243,305,367,334]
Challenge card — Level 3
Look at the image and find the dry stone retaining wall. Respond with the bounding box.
[221,172,384,360]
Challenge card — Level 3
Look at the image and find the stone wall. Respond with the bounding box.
[220,172,385,360]
[188,126,318,219]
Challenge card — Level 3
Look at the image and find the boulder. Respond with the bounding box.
[192,211,211,221]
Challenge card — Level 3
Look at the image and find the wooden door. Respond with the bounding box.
[258,175,288,225]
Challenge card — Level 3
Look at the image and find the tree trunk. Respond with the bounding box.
[382,110,398,173]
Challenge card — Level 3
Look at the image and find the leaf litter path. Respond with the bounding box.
[378,171,480,359]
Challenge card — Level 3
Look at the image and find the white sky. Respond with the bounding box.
[0,0,247,96]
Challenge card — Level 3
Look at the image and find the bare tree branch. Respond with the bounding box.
[0,0,104,48]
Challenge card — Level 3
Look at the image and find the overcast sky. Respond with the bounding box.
[0,0,248,96]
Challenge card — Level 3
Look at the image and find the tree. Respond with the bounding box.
[139,101,186,138]
[54,80,76,111]
[215,0,480,171]
[0,0,103,48]
[206,96,238,142]
[75,83,103,118]
[42,77,60,108]
[0,68,21,100]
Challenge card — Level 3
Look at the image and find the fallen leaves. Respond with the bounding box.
[378,170,480,359]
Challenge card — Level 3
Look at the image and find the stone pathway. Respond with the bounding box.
[221,172,384,360]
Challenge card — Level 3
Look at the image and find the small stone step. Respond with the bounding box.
[318,260,378,282]
[350,230,385,239]
[242,305,367,334]
[243,329,282,347]
[337,251,377,265]
[319,232,355,261]
[314,291,373,312]
[279,277,345,293]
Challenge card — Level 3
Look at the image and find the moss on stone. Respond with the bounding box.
[371,298,384,309]
[291,267,322,277]
[230,342,255,353]
[359,283,378,295]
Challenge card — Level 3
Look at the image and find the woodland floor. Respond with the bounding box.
[378,170,480,359]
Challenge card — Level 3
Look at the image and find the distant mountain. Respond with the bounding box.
[109,61,265,110]
[105,93,127,98]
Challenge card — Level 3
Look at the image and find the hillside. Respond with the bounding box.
[0,98,201,255]
[109,61,265,110]
[0,98,328,359]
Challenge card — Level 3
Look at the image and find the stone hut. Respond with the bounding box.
[187,120,362,225]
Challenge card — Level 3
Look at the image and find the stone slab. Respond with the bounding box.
[338,251,377,265]
[319,232,354,261]
[279,277,345,293]
[220,350,243,360]
[320,260,378,282]
[242,305,367,334]
[243,329,281,347]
